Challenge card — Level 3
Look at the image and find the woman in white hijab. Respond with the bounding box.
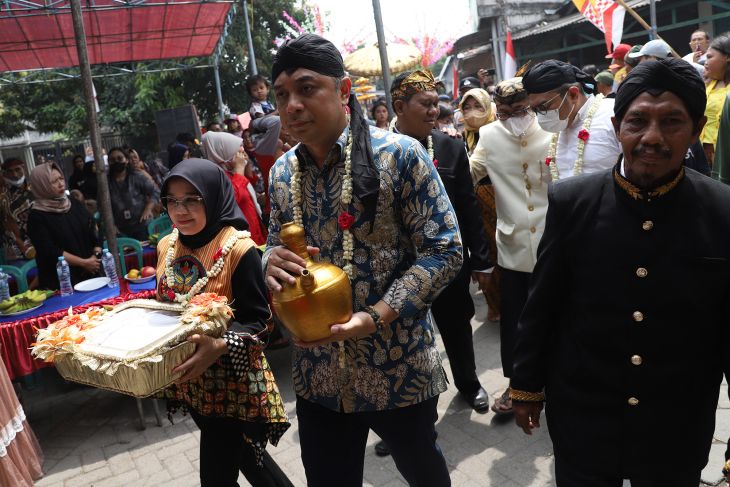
[200,131,267,245]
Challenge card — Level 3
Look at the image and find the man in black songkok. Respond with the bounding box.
[265,34,459,487]
[511,58,730,486]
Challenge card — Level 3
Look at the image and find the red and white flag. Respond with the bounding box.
[503,31,517,79]
[572,0,626,53]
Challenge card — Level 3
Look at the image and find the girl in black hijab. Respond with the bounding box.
[156,159,292,487]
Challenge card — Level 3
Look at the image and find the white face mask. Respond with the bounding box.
[536,92,575,133]
[502,113,535,137]
[4,176,25,187]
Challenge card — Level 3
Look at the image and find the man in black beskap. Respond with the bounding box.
[391,69,492,410]
[511,58,730,486]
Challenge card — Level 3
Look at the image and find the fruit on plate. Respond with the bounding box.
[0,289,49,314]
[128,269,140,279]
[141,266,156,278]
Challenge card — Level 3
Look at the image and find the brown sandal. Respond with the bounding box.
[491,388,513,415]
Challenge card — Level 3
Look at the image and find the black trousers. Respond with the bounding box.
[555,458,700,487]
[189,410,293,487]
[430,266,480,395]
[499,268,531,378]
[296,396,451,487]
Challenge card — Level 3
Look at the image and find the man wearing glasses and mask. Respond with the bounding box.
[523,60,620,181]
[469,77,551,416]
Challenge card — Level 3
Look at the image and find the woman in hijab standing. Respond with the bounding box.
[26,163,101,290]
[156,159,291,487]
[201,131,267,245]
[107,147,160,240]
[461,88,501,322]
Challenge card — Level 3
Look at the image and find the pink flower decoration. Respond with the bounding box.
[166,290,175,301]
[577,129,590,142]
[433,159,439,168]
[545,157,552,167]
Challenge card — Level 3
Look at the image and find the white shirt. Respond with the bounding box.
[554,94,621,180]
[470,117,552,272]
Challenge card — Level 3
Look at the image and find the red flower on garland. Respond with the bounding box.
[433,159,439,168]
[166,290,175,301]
[577,129,590,142]
[338,211,355,230]
[213,247,223,261]
[545,157,553,167]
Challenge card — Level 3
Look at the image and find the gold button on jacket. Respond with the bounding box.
[632,311,644,322]
[631,355,643,365]
[636,267,648,278]
[628,397,639,406]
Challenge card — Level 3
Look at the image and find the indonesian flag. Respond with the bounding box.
[572,0,626,53]
[503,31,517,79]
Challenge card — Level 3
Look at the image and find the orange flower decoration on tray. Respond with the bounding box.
[31,307,106,363]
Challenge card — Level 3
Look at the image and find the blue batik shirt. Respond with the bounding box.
[265,125,463,413]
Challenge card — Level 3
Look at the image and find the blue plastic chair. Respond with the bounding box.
[20,259,36,287]
[2,265,27,293]
[147,214,172,236]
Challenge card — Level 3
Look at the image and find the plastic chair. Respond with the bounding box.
[3,265,27,293]
[104,238,143,276]
[147,214,172,236]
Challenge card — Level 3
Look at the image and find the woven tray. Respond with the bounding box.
[52,299,229,398]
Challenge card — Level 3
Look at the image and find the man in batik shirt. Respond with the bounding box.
[264,34,462,487]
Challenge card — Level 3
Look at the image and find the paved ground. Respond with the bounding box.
[19,284,730,486]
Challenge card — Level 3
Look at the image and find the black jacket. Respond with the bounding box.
[430,129,491,271]
[512,167,730,475]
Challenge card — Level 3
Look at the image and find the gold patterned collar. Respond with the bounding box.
[613,165,685,201]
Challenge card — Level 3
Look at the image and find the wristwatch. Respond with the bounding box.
[364,305,385,332]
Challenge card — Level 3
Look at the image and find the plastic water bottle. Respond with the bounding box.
[101,249,119,288]
[0,268,10,302]
[56,256,74,297]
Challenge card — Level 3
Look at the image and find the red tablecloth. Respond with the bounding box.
[0,289,156,381]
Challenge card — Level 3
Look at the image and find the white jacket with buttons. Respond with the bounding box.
[469,118,552,273]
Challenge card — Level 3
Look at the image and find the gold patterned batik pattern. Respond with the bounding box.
[266,126,463,413]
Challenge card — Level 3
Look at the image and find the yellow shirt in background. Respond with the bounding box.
[701,79,730,147]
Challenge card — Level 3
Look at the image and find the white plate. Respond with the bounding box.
[74,277,111,292]
[0,303,43,317]
[125,274,155,284]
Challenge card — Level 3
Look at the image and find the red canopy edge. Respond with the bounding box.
[0,1,233,72]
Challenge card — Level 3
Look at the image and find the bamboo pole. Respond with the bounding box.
[69,0,120,274]
[614,0,681,58]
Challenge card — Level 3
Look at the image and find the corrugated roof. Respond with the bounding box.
[513,0,658,40]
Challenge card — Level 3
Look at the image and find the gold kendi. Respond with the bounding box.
[271,223,353,342]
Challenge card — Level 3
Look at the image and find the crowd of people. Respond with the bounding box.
[4,24,730,487]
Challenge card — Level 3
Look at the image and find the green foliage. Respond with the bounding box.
[0,0,301,147]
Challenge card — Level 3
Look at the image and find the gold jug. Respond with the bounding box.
[271,223,353,342]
